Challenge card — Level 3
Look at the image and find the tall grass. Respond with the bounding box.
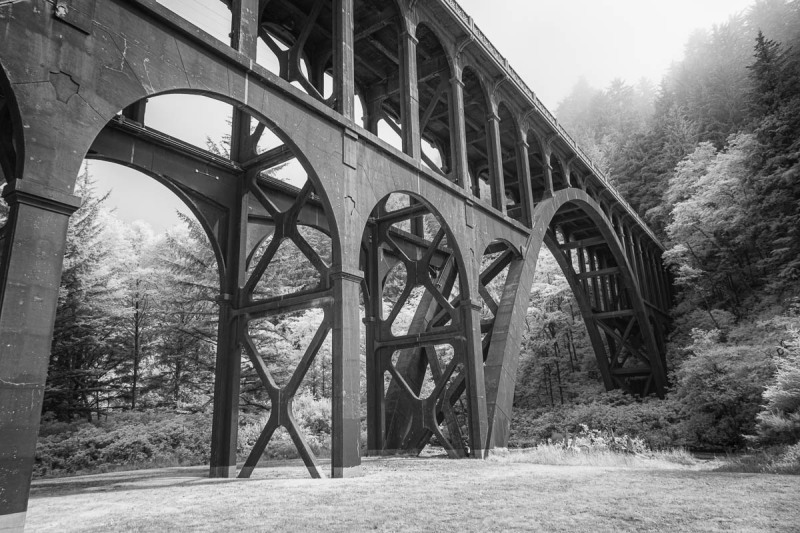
[488,445,697,468]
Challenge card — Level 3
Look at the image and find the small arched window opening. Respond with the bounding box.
[354,0,405,150]
[416,24,453,179]
[462,67,492,207]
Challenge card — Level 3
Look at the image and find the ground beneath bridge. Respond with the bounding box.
[26,456,799,532]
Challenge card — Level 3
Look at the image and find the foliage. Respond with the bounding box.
[671,329,775,449]
[510,391,684,450]
[147,216,219,411]
[662,134,760,316]
[756,325,800,444]
[237,393,332,460]
[34,411,211,477]
[45,168,128,421]
[713,443,800,475]
[515,249,599,410]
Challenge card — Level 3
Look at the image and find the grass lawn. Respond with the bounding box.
[26,454,800,532]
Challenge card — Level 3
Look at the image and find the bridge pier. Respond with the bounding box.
[0,182,81,530]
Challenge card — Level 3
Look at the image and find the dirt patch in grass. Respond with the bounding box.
[26,456,800,532]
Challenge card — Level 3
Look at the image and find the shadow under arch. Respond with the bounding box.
[360,189,484,458]
[0,61,22,184]
[484,187,667,448]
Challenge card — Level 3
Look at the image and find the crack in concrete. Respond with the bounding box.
[0,377,39,387]
[345,195,357,216]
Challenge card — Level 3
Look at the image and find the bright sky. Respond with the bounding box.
[458,0,755,109]
[94,0,756,232]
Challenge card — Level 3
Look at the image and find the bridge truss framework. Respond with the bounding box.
[0,0,672,528]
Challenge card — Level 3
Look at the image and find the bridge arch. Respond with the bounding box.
[483,187,668,447]
[360,189,482,458]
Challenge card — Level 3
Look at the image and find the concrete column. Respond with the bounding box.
[460,296,489,458]
[542,151,555,198]
[208,169,250,478]
[231,0,260,56]
[515,138,534,227]
[330,266,364,477]
[0,180,81,532]
[635,237,651,303]
[486,111,506,213]
[364,224,384,455]
[334,0,356,120]
[400,30,421,159]
[449,70,469,189]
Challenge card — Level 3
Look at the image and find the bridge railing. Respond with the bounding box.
[440,0,663,249]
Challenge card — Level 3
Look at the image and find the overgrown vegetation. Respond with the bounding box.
[511,0,800,468]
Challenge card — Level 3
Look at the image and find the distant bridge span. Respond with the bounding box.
[0,0,671,527]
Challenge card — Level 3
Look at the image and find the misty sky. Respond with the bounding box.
[94,0,756,233]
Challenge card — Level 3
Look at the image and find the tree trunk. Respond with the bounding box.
[132,299,140,410]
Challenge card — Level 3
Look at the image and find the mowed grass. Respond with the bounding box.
[26,454,800,532]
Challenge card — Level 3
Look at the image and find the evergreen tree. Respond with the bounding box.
[756,324,800,444]
[45,167,127,421]
[148,215,219,410]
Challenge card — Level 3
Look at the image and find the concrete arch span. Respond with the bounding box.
[482,188,668,448]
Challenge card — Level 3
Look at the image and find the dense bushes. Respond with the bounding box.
[35,394,333,478]
[756,327,800,445]
[35,411,211,477]
[237,394,332,460]
[509,391,683,450]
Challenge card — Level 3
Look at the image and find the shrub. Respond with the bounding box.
[509,391,684,450]
[671,329,774,450]
[34,411,211,477]
[237,394,332,461]
[756,326,800,444]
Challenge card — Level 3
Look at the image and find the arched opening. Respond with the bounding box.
[508,196,664,449]
[156,0,232,44]
[513,242,599,412]
[526,129,547,203]
[360,192,475,458]
[550,152,569,191]
[0,67,20,263]
[354,0,405,150]
[41,160,222,423]
[36,90,340,479]
[546,199,661,396]
[258,0,335,101]
[497,103,523,221]
[416,23,453,179]
[462,67,493,207]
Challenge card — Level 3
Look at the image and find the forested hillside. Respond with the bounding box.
[24,0,800,476]
[531,0,800,458]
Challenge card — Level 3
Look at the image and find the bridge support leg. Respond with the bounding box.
[331,267,363,477]
[460,297,489,458]
[0,181,80,532]
[209,304,242,478]
[484,255,538,449]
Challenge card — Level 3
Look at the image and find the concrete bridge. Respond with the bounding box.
[0,0,671,528]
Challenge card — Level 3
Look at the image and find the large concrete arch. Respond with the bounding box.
[483,188,668,448]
